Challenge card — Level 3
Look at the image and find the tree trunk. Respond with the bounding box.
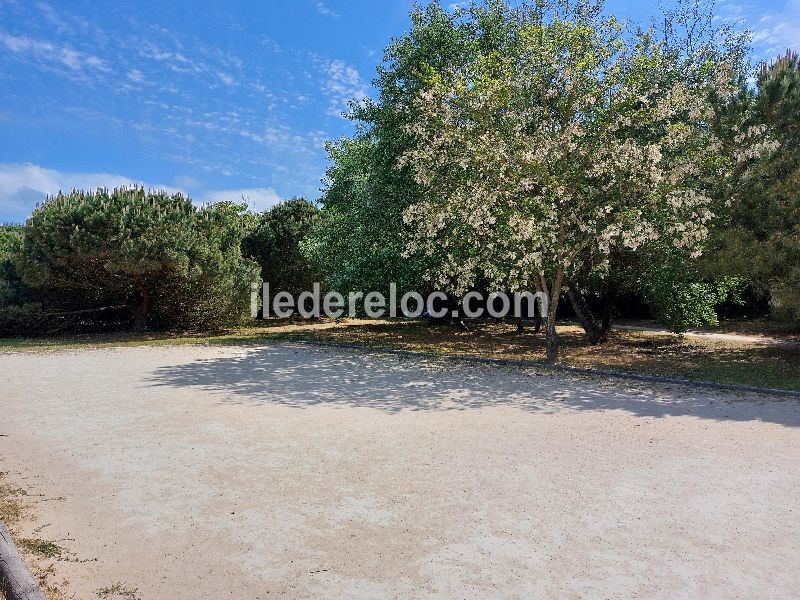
[566,279,607,345]
[1,520,46,600]
[542,269,564,363]
[132,288,149,332]
[600,279,618,337]
[516,315,524,333]
[545,313,558,362]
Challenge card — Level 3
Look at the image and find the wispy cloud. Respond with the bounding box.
[217,71,236,86]
[720,0,800,60]
[0,2,365,214]
[323,59,368,118]
[127,69,145,82]
[0,163,180,223]
[0,163,288,221]
[0,31,109,75]
[35,1,91,35]
[315,1,340,18]
[751,11,800,58]
[140,44,205,74]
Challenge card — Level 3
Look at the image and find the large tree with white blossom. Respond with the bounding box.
[399,0,767,360]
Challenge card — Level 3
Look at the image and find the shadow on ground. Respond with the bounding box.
[147,343,800,427]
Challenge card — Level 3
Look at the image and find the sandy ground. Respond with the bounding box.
[1,343,799,599]
[611,323,800,348]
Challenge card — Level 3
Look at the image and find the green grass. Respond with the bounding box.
[18,538,63,558]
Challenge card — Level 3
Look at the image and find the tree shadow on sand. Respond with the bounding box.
[146,343,800,427]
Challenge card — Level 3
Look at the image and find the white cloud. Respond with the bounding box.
[722,0,800,60]
[196,188,283,213]
[0,31,109,74]
[0,163,180,223]
[751,17,800,57]
[217,71,235,86]
[35,2,91,35]
[173,175,200,189]
[0,164,287,222]
[324,59,368,118]
[140,44,204,74]
[315,1,340,18]
[127,69,145,82]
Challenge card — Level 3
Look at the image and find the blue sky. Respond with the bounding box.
[0,0,797,222]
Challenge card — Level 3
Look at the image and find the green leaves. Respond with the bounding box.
[707,51,800,323]
[242,198,319,298]
[11,187,259,332]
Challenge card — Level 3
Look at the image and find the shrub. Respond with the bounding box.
[241,198,319,299]
[14,187,259,332]
[0,225,23,259]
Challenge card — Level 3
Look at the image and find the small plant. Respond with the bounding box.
[97,582,141,600]
[19,537,63,558]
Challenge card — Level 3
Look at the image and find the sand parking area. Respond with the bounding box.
[1,343,798,598]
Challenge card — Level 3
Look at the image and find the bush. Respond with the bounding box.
[241,198,319,298]
[13,187,259,332]
[646,271,746,332]
[0,225,23,259]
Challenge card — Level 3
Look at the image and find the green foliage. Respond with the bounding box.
[646,270,745,332]
[707,50,800,322]
[0,225,23,259]
[0,225,35,335]
[304,1,511,296]
[609,242,748,332]
[241,197,319,297]
[392,0,754,360]
[13,187,259,332]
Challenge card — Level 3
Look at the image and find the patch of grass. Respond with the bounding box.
[0,471,26,526]
[562,332,800,390]
[97,582,141,600]
[2,317,799,390]
[289,320,800,391]
[18,537,63,558]
[0,469,71,599]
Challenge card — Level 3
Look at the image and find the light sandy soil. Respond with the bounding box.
[1,343,799,599]
[611,323,800,348]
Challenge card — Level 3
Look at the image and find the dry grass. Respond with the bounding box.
[1,317,798,390]
[286,319,800,390]
[0,470,29,530]
[0,471,69,599]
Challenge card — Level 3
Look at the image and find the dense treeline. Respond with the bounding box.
[0,188,259,334]
[302,0,799,359]
[0,0,797,354]
[0,194,318,335]
[703,51,800,322]
[242,198,319,300]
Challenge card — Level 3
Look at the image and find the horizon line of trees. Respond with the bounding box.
[0,0,798,362]
[301,0,800,360]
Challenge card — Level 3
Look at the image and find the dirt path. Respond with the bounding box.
[611,322,800,347]
[1,343,799,599]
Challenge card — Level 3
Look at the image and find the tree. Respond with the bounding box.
[0,225,33,335]
[304,1,512,300]
[398,0,760,361]
[706,50,800,322]
[0,225,22,259]
[242,197,319,300]
[17,187,259,331]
